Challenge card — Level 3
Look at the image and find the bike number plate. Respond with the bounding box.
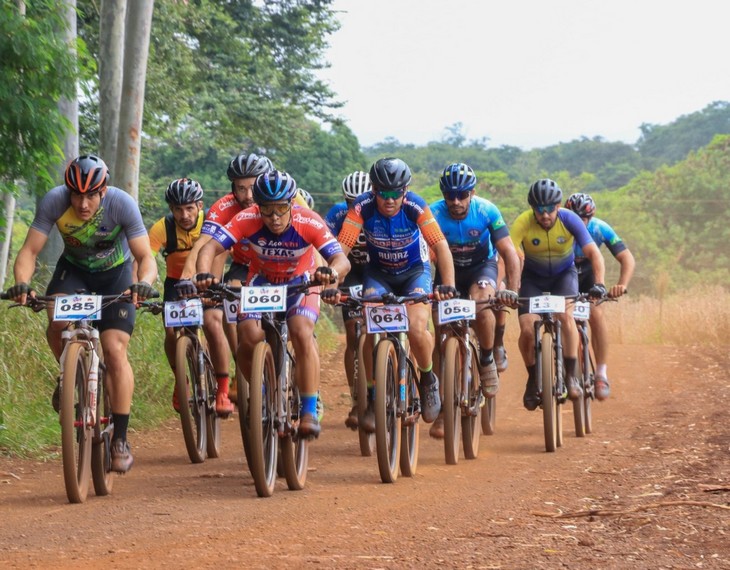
[223,299,240,323]
[573,300,591,321]
[164,298,204,327]
[53,294,102,321]
[437,298,476,324]
[529,295,565,314]
[365,304,408,334]
[241,285,287,312]
[348,284,363,299]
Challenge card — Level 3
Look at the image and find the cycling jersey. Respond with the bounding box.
[574,217,627,267]
[30,186,147,272]
[430,196,509,267]
[338,191,445,275]
[510,208,594,277]
[212,205,342,284]
[325,201,369,268]
[148,210,204,279]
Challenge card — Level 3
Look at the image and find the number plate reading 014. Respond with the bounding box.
[164,298,204,327]
[365,304,409,334]
[437,298,476,324]
[573,300,591,321]
[529,295,565,314]
[53,294,103,321]
[241,285,287,313]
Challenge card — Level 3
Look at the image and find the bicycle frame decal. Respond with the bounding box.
[365,304,409,334]
[437,299,476,324]
[241,285,287,312]
[164,298,204,327]
[53,294,103,321]
[529,295,565,314]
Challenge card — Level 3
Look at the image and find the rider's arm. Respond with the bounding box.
[612,248,635,296]
[180,233,213,280]
[129,235,158,285]
[13,228,48,285]
[431,239,455,288]
[196,238,225,277]
[582,242,606,286]
[494,235,521,292]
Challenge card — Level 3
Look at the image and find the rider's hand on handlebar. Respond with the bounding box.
[174,279,197,298]
[7,282,34,305]
[314,266,339,286]
[609,284,628,298]
[130,281,158,304]
[320,287,341,305]
[194,272,218,292]
[588,283,608,299]
[433,284,458,301]
[495,288,519,307]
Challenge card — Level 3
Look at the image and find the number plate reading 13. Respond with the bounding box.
[573,301,591,321]
[529,295,565,314]
[437,299,476,324]
[241,286,287,312]
[365,304,409,333]
[54,294,103,321]
[164,298,203,327]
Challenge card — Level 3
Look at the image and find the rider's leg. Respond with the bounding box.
[203,308,234,414]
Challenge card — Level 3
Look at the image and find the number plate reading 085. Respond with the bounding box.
[365,304,409,334]
[241,285,287,313]
[164,298,203,327]
[437,299,476,324]
[53,294,103,321]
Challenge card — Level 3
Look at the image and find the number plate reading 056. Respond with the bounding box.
[241,285,287,313]
[437,298,476,324]
[529,295,565,314]
[164,298,204,327]
[365,304,409,334]
[53,294,103,321]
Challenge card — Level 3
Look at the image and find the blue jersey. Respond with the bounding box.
[574,217,627,267]
[430,196,510,268]
[325,201,369,268]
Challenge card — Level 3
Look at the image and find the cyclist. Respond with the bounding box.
[564,192,635,400]
[510,179,606,411]
[333,157,457,429]
[428,163,521,437]
[8,154,158,473]
[324,171,371,429]
[148,178,235,415]
[298,187,315,210]
[193,170,350,438]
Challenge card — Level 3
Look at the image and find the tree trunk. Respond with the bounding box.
[98,0,127,174]
[113,0,154,200]
[0,193,15,289]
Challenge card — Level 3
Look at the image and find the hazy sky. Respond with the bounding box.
[317,0,729,150]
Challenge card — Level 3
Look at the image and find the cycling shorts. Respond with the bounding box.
[362,263,432,298]
[433,258,498,297]
[223,261,249,286]
[518,266,578,316]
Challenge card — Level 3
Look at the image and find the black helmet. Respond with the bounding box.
[64,154,109,194]
[253,170,298,204]
[369,158,412,191]
[439,163,477,193]
[564,193,596,219]
[165,178,203,205]
[226,152,273,181]
[528,179,563,207]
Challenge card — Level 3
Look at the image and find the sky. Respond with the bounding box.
[317,0,730,150]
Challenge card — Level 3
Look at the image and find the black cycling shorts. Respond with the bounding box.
[518,266,578,316]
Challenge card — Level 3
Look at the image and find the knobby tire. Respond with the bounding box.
[175,335,206,463]
[462,338,481,460]
[247,342,278,497]
[374,340,400,483]
[442,337,461,465]
[91,353,114,496]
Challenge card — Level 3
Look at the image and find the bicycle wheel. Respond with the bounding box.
[573,341,587,438]
[91,355,114,496]
[399,356,420,477]
[235,365,252,467]
[582,339,595,435]
[203,353,221,459]
[355,332,375,457]
[374,339,401,483]
[175,335,206,463]
[442,336,461,465]
[280,355,309,490]
[540,332,558,452]
[480,395,496,436]
[462,340,481,460]
[247,342,278,497]
[61,342,93,503]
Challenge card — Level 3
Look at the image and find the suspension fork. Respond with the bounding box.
[396,332,408,416]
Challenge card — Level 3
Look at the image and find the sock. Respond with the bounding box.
[596,364,608,378]
[418,363,433,374]
[494,324,506,346]
[367,386,375,401]
[527,365,536,385]
[301,393,318,416]
[564,357,577,378]
[216,374,230,396]
[112,413,130,442]
[480,348,494,366]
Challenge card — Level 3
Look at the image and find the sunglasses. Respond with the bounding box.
[443,190,471,201]
[375,189,405,200]
[533,204,558,214]
[259,203,291,217]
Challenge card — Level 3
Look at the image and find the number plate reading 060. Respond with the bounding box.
[529,295,565,314]
[53,294,103,321]
[437,299,476,324]
[164,298,204,327]
[241,286,287,313]
[365,304,409,334]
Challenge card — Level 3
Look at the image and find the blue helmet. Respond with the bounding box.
[439,163,477,193]
[253,170,298,204]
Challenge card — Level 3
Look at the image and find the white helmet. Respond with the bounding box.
[341,171,371,201]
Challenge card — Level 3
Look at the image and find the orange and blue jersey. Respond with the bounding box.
[510,208,594,277]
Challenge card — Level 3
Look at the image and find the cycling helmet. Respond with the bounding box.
[64,154,109,194]
[342,171,371,200]
[253,170,298,204]
[369,158,412,191]
[439,163,477,193]
[165,178,203,205]
[564,192,596,219]
[226,152,273,181]
[527,178,563,207]
[298,188,314,209]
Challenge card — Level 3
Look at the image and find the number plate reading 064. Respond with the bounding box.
[164,298,204,327]
[529,295,565,314]
[53,294,103,321]
[365,304,409,334]
[437,299,476,324]
[241,285,287,313]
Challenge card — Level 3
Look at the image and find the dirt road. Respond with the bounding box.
[1,343,728,569]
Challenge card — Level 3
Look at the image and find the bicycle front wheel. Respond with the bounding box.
[374,339,401,483]
[175,335,206,463]
[91,354,114,496]
[573,345,587,438]
[355,331,375,457]
[462,339,481,460]
[203,353,221,459]
[280,356,309,490]
[399,355,420,477]
[442,336,461,465]
[61,342,93,504]
[235,365,252,467]
[247,342,278,497]
[541,332,558,452]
